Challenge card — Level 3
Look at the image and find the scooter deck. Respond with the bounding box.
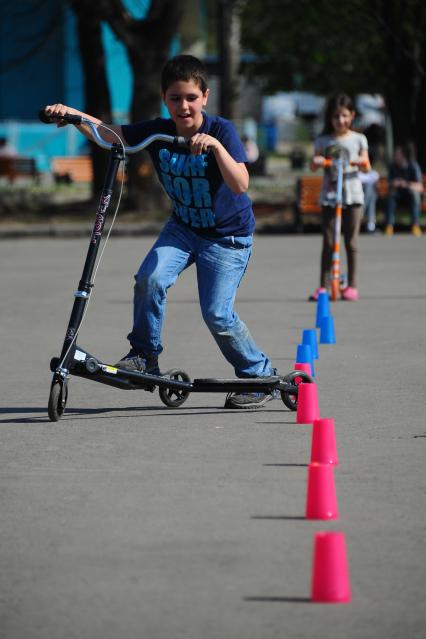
[49,344,310,415]
[191,376,283,393]
[54,346,294,394]
[193,377,280,385]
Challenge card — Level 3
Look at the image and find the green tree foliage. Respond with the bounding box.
[241,0,426,167]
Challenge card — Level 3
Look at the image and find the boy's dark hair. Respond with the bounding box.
[161,55,208,93]
[322,92,355,134]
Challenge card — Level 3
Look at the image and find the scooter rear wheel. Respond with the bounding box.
[280,370,312,411]
[159,369,190,408]
[48,380,68,422]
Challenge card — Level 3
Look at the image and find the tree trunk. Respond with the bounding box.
[71,2,112,199]
[379,1,426,165]
[414,79,426,170]
[217,0,245,120]
[125,43,172,213]
[69,0,185,211]
[96,0,184,213]
[128,4,184,213]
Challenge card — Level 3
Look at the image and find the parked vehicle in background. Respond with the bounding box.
[353,94,391,165]
[260,92,389,157]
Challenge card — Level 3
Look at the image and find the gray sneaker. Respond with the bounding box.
[115,349,160,375]
[224,391,275,410]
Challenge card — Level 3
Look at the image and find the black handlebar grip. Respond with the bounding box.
[174,136,191,148]
[38,109,82,125]
[38,109,52,124]
[64,114,83,125]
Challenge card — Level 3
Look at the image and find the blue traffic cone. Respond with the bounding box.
[316,291,330,328]
[302,328,319,360]
[296,343,315,377]
[319,315,336,344]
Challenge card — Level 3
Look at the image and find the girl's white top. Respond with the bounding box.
[314,131,368,206]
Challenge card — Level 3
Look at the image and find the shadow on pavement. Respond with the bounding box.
[251,515,305,520]
[244,596,311,603]
[0,405,296,424]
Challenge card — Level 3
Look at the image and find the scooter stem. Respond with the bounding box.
[331,157,343,301]
[58,145,124,367]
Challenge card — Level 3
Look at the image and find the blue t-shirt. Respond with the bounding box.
[122,113,255,238]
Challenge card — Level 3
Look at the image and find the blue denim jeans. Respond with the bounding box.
[386,188,421,225]
[362,182,377,229]
[127,218,273,378]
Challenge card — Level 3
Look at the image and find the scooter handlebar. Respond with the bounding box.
[322,158,369,169]
[38,109,83,125]
[350,160,369,169]
[174,136,192,149]
[38,108,191,154]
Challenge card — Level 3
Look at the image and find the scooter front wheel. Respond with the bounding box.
[48,380,68,422]
[159,369,190,408]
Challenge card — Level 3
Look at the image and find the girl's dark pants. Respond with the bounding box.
[320,205,363,289]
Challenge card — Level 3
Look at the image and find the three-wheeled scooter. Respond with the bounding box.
[40,111,312,421]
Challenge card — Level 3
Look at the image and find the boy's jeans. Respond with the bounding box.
[127,218,273,378]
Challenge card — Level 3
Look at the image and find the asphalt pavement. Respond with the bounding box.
[0,229,425,639]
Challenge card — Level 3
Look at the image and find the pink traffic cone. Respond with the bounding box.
[294,361,312,378]
[305,463,339,519]
[310,417,339,465]
[296,382,319,424]
[311,532,351,603]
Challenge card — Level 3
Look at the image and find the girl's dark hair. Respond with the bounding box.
[161,55,208,93]
[322,93,355,134]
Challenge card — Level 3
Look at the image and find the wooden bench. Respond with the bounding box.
[293,175,322,231]
[0,157,39,183]
[294,173,426,231]
[51,155,128,184]
[52,156,93,183]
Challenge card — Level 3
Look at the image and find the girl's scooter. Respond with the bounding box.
[40,111,312,421]
[323,149,366,301]
[323,148,347,301]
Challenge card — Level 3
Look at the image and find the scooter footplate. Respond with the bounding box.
[193,376,281,387]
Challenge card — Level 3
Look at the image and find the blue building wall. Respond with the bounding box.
[1,2,64,119]
[0,0,154,170]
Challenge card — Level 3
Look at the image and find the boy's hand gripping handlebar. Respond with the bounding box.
[38,109,83,126]
[38,109,191,152]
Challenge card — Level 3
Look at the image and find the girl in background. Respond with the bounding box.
[309,93,370,301]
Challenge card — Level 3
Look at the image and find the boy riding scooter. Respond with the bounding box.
[44,54,278,410]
